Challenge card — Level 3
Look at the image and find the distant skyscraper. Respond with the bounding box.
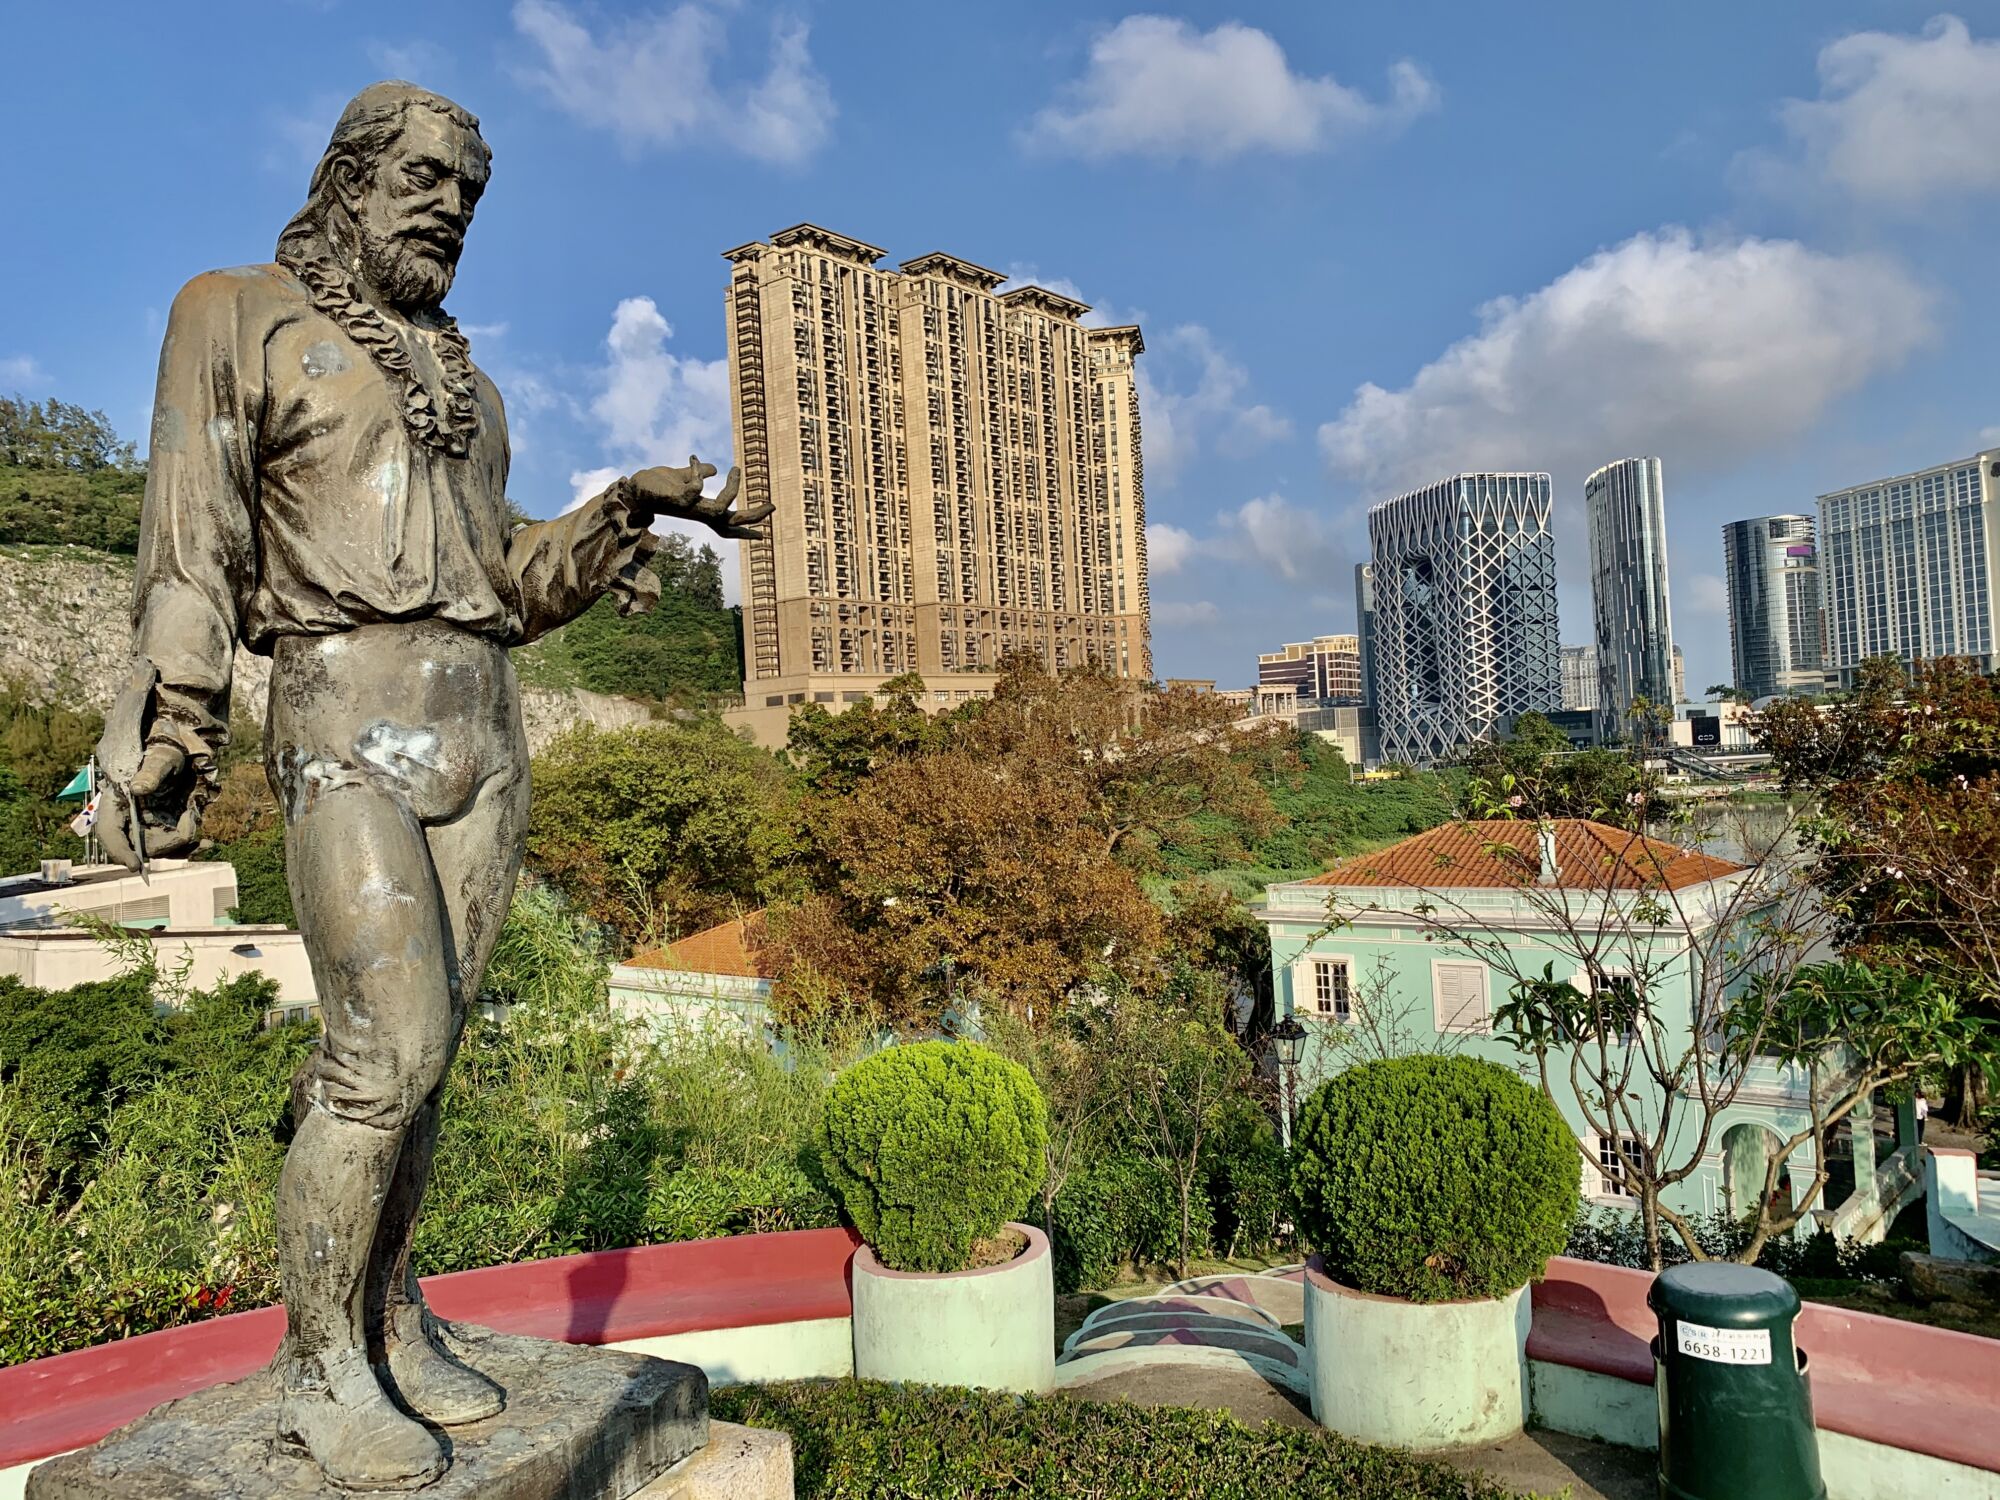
[1560,645,1599,711]
[1355,562,1381,764]
[1721,515,1823,701]
[1584,457,1675,743]
[1257,635,1362,702]
[1369,473,1561,765]
[722,223,1149,737]
[1671,643,1686,706]
[1817,451,2000,684]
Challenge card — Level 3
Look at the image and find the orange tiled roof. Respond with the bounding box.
[1299,820,1743,893]
[626,910,776,979]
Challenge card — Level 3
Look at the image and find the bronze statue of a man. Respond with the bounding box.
[97,81,765,1491]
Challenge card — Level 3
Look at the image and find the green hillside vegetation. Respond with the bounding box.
[0,397,145,553]
[510,532,743,703]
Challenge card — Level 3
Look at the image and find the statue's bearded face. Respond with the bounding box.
[351,111,489,313]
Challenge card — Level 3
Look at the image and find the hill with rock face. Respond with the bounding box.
[0,545,662,754]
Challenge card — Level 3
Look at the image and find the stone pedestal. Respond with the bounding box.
[25,1327,707,1499]
[637,1422,793,1499]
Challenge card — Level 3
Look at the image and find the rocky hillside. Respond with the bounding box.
[0,545,655,753]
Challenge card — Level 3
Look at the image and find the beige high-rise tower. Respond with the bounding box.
[721,223,1149,743]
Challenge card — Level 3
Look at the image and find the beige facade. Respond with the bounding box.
[1257,634,1362,702]
[721,224,1149,741]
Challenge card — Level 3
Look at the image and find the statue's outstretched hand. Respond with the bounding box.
[623,457,773,539]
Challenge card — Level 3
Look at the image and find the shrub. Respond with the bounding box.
[711,1380,1527,1499]
[1048,1152,1215,1292]
[1290,1055,1576,1302]
[819,1040,1048,1273]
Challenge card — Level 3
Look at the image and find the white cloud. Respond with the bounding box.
[1217,494,1350,584]
[513,0,833,163]
[1147,523,1195,577]
[566,295,741,601]
[1025,16,1437,163]
[1686,573,1728,614]
[0,355,48,389]
[1760,15,2000,206]
[370,39,453,82]
[994,265,1143,330]
[1141,325,1291,484]
[459,321,510,341]
[1319,228,1934,496]
[1154,600,1221,628]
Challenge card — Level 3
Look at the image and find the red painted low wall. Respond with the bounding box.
[1530,1255,2000,1476]
[0,1226,860,1470]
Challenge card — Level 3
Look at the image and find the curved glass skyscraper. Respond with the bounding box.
[1585,457,1674,742]
[1721,515,1823,701]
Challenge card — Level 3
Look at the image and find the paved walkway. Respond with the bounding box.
[1053,1267,1654,1500]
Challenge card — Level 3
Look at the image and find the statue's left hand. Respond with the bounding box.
[623,457,773,539]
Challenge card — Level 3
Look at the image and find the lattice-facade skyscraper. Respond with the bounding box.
[1368,473,1561,765]
[721,224,1150,739]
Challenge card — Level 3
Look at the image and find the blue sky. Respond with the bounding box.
[5,3,1999,694]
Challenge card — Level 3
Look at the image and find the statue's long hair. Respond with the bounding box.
[276,82,488,459]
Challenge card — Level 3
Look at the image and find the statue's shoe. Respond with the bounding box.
[380,1308,506,1426]
[278,1347,445,1492]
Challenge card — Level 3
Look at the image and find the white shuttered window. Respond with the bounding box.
[1432,961,1489,1034]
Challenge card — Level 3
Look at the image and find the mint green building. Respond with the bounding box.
[1259,820,1920,1236]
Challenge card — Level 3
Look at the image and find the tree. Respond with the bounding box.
[1110,979,1251,1277]
[0,397,146,552]
[785,673,959,796]
[960,657,1283,870]
[526,720,805,951]
[1758,655,2000,1125]
[1707,684,1752,705]
[1462,711,1657,829]
[768,747,1163,1028]
[512,535,744,704]
[985,1005,1121,1260]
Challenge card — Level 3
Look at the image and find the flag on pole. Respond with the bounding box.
[69,793,99,838]
[57,765,92,800]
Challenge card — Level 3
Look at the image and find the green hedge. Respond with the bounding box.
[820,1040,1047,1273]
[1290,1056,1577,1303]
[711,1380,1533,1499]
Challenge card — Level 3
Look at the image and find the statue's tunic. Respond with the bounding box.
[133,262,653,761]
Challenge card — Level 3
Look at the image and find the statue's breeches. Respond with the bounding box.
[267,620,531,1132]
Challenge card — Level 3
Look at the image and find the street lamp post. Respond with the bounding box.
[1269,1014,1308,1151]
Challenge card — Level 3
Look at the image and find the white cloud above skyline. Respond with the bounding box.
[1140,325,1292,485]
[1024,15,1437,163]
[1146,523,1195,577]
[1750,14,2000,207]
[566,295,742,601]
[0,354,48,389]
[1318,228,1935,497]
[512,0,834,163]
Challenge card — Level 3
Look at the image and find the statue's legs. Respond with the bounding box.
[364,759,529,1425]
[266,621,529,1490]
[274,778,456,1490]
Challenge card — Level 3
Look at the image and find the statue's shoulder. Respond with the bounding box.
[168,263,307,323]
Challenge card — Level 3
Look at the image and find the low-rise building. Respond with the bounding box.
[611,911,778,1035]
[1259,820,1917,1232]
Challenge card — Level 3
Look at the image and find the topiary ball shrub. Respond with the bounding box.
[1290,1055,1577,1303]
[819,1039,1048,1274]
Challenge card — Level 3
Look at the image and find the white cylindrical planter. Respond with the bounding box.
[851,1222,1055,1394]
[1304,1258,1530,1449]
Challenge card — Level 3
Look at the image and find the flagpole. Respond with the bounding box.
[86,755,97,866]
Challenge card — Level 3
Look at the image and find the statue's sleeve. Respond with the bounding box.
[129,272,261,780]
[503,478,661,643]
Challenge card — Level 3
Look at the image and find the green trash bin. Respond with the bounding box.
[1649,1262,1825,1500]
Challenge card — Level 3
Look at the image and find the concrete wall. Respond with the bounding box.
[1927,1148,2000,1262]
[0,860,236,930]
[0,926,317,1007]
